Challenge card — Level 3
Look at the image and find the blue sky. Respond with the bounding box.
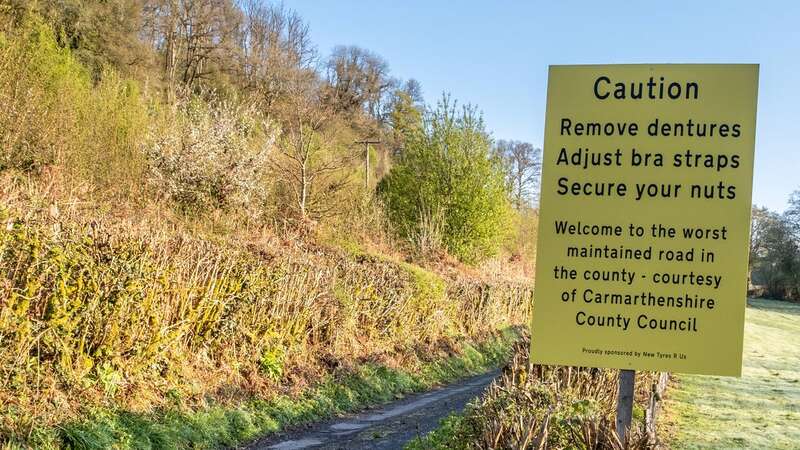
[289,0,800,212]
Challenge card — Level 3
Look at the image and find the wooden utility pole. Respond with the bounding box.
[616,369,636,445]
[356,139,380,188]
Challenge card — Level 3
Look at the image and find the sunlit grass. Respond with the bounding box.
[3,330,519,449]
[666,298,800,449]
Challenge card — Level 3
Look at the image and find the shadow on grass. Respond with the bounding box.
[747,297,800,316]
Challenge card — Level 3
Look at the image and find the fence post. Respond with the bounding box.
[645,372,670,445]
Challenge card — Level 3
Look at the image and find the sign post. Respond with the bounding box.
[530,64,759,433]
[616,369,635,443]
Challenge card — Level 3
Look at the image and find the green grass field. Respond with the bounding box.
[667,298,800,449]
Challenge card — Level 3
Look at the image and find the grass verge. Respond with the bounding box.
[665,298,800,449]
[404,413,467,450]
[12,328,520,450]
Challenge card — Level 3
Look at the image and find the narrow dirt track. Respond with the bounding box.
[242,370,499,450]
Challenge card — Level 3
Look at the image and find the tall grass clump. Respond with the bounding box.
[407,339,665,450]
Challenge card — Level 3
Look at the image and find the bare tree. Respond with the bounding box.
[495,139,542,209]
[324,45,394,120]
[270,73,358,222]
[141,0,240,100]
[750,206,773,288]
[402,78,424,104]
[237,0,316,110]
[785,190,800,239]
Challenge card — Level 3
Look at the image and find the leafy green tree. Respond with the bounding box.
[387,89,423,158]
[379,95,512,263]
[3,0,155,79]
[389,91,422,136]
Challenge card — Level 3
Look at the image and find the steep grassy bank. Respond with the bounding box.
[0,198,531,448]
[48,330,521,450]
[665,299,800,449]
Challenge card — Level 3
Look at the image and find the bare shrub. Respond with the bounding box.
[409,204,446,260]
[433,338,661,449]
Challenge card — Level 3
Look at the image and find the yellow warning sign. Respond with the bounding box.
[530,64,759,376]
